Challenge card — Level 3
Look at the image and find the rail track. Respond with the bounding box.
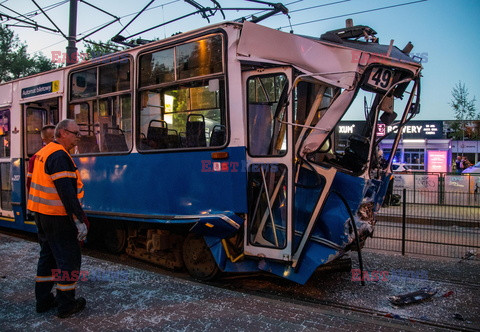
[2,227,479,331]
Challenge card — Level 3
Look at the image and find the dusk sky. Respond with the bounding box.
[2,0,479,120]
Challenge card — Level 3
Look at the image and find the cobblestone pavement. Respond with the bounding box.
[0,232,479,331]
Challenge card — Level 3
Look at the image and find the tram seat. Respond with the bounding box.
[186,114,206,147]
[166,129,181,149]
[147,120,168,149]
[105,128,128,152]
[340,134,370,173]
[210,125,226,147]
[77,135,99,154]
[179,132,187,147]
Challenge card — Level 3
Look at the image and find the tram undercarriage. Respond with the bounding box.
[95,220,230,279]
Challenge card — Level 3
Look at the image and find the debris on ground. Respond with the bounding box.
[453,313,464,321]
[442,290,454,298]
[458,250,477,263]
[388,288,437,306]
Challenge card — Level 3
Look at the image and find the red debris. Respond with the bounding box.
[442,291,454,298]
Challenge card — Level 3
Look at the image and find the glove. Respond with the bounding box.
[75,219,88,242]
[82,216,90,231]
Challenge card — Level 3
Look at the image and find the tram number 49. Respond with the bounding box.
[367,67,393,90]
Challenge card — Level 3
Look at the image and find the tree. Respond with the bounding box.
[449,81,479,140]
[0,24,58,83]
[82,40,124,60]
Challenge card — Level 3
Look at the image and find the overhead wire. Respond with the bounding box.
[1,0,68,29]
[277,0,428,29]
[10,0,68,20]
[7,0,429,54]
[288,0,351,13]
[238,0,304,21]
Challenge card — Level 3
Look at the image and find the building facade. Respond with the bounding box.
[337,120,478,172]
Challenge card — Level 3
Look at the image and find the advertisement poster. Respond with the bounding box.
[427,150,448,173]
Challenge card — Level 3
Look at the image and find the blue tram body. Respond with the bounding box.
[78,147,248,217]
[0,20,422,284]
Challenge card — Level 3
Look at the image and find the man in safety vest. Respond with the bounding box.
[28,119,89,318]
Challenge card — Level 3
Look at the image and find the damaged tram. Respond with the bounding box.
[0,21,422,284]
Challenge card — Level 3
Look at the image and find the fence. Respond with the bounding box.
[392,172,480,207]
[366,188,480,258]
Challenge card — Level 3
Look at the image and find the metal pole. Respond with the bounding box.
[66,0,78,66]
[401,188,406,255]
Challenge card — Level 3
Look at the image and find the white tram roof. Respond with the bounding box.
[1,20,422,90]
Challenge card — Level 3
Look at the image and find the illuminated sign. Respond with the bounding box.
[383,123,440,137]
[427,150,448,173]
[377,123,386,137]
[338,124,355,134]
[337,121,444,139]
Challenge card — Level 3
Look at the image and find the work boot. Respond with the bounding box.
[57,297,86,318]
[36,293,58,313]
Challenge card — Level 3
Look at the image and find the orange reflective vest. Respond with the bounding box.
[27,142,84,216]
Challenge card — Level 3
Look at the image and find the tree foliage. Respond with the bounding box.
[449,81,479,140]
[0,24,58,83]
[82,40,124,60]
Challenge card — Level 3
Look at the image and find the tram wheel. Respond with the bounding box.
[104,221,127,254]
[183,233,220,281]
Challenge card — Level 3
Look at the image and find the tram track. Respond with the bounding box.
[2,228,478,331]
[81,245,479,331]
[219,285,479,332]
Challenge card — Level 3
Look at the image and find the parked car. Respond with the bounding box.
[462,161,480,174]
[392,163,409,173]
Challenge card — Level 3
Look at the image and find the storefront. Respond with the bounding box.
[336,120,451,172]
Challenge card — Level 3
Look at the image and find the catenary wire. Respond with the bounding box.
[277,0,428,29]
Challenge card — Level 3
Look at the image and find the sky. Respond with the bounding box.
[1,0,479,121]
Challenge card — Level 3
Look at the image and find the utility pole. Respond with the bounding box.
[66,0,78,66]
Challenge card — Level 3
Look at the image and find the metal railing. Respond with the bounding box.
[392,172,480,207]
[366,189,480,258]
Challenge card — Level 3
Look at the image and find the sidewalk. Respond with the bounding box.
[1,232,479,331]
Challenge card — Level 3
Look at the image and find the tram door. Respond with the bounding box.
[23,98,60,205]
[0,109,13,218]
[243,68,294,261]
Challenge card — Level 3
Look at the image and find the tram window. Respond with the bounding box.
[176,35,223,80]
[99,61,130,95]
[139,48,175,87]
[247,74,287,156]
[138,79,225,150]
[69,95,132,154]
[0,110,10,158]
[24,99,59,157]
[69,60,132,154]
[0,162,12,210]
[248,164,288,249]
[71,69,97,100]
[25,108,44,156]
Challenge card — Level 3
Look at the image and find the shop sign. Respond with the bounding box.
[452,140,477,153]
[337,121,443,139]
[380,121,443,139]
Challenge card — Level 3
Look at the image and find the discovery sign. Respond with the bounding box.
[337,120,444,139]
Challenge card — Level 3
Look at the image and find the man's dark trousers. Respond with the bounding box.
[35,213,81,311]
